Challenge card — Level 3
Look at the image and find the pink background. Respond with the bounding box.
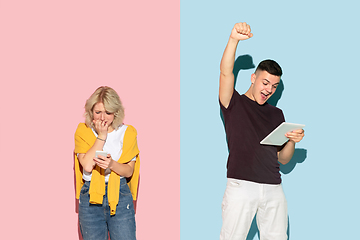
[0,1,179,239]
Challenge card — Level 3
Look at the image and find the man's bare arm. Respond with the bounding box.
[219,22,253,108]
[278,129,305,165]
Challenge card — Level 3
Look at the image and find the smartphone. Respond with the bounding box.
[95,150,107,159]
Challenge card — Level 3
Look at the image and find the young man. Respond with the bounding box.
[219,22,304,240]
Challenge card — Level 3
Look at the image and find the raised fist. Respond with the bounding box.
[230,22,253,41]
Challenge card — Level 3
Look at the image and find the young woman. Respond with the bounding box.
[74,86,140,240]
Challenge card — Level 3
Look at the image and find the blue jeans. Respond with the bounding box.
[79,178,136,240]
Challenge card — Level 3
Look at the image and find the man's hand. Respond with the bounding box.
[278,129,304,165]
[285,129,305,143]
[230,22,253,41]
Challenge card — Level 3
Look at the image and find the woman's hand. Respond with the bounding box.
[93,119,110,139]
[93,154,136,177]
[93,154,114,170]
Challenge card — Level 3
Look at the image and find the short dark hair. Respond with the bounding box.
[255,59,282,77]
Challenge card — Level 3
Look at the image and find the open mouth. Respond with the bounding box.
[261,92,269,100]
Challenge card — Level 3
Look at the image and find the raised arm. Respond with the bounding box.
[219,22,253,108]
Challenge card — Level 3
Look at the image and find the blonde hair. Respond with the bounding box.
[84,86,125,130]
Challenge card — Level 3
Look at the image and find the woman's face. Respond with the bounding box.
[92,102,115,127]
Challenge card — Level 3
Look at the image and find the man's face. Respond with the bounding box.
[249,70,280,105]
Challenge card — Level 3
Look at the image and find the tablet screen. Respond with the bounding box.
[260,122,305,146]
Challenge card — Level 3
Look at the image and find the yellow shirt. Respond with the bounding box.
[74,123,140,215]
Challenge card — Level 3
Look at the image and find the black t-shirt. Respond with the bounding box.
[220,90,285,184]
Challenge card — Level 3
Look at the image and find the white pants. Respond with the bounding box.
[220,178,288,240]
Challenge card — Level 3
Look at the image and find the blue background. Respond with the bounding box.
[181,0,360,239]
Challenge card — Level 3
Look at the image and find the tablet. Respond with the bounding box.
[260,122,305,146]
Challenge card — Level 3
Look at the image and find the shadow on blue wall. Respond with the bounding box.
[280,148,307,174]
[233,54,256,85]
[220,55,307,240]
[246,216,291,240]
